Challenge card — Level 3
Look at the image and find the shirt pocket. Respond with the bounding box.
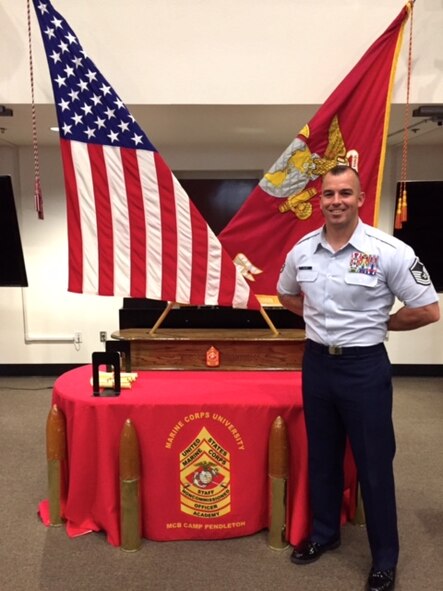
[296,269,319,283]
[341,273,378,310]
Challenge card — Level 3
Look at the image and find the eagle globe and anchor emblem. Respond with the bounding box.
[193,461,219,488]
[234,115,360,281]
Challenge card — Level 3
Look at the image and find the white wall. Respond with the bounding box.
[1,0,443,105]
[0,146,120,364]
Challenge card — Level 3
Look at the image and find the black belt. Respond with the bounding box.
[306,339,384,357]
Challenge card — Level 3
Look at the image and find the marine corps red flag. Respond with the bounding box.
[31,0,260,310]
[219,3,412,296]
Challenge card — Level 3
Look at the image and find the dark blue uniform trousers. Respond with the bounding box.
[302,339,399,571]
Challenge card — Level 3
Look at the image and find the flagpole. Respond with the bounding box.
[260,307,280,336]
[149,302,280,336]
[149,302,175,336]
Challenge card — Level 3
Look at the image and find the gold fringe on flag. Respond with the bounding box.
[401,185,408,222]
[394,191,403,230]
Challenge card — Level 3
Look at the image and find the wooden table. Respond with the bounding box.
[110,328,306,370]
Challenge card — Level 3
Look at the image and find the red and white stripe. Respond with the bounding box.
[60,138,260,310]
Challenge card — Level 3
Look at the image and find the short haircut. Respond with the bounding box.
[325,164,360,180]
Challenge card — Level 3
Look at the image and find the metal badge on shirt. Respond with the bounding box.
[349,252,379,276]
[409,257,431,285]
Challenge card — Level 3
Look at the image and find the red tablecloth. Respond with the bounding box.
[40,366,356,546]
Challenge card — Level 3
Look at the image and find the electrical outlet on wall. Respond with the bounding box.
[100,331,107,342]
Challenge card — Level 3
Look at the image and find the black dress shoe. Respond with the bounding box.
[367,567,396,591]
[290,538,341,565]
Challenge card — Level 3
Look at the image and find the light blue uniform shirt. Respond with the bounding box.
[277,219,439,347]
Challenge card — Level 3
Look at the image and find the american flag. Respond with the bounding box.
[32,0,260,310]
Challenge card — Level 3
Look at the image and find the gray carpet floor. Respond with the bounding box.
[0,375,442,591]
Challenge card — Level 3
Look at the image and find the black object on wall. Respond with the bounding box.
[179,178,259,235]
[393,181,443,292]
[0,176,28,287]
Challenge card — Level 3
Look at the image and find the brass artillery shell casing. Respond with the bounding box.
[46,404,66,461]
[46,404,67,526]
[352,482,366,526]
[268,477,289,550]
[119,419,142,552]
[268,416,289,550]
[268,416,289,479]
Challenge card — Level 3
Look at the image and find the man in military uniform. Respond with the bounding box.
[277,165,440,591]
